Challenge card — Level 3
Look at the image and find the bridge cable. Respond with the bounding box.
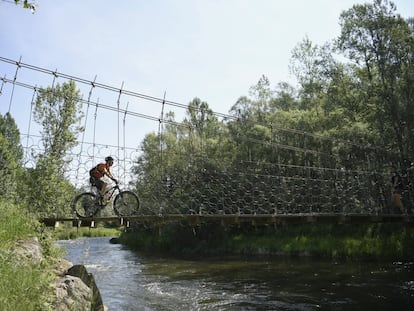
[0,56,397,156]
[92,98,99,175]
[24,87,37,165]
[76,75,97,187]
[122,101,129,185]
[116,82,124,179]
[0,56,392,153]
[158,91,166,182]
[7,56,22,113]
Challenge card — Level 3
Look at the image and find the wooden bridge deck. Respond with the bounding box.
[40,213,414,228]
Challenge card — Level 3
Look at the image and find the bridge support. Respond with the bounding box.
[72,219,95,228]
[119,218,130,228]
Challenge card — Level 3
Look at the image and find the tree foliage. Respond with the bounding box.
[23,81,84,216]
[132,0,413,215]
[0,113,24,201]
[13,0,36,12]
[337,0,414,161]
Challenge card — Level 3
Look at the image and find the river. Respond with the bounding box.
[57,237,414,310]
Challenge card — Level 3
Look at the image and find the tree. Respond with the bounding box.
[289,36,336,111]
[34,81,84,167]
[269,82,298,112]
[336,0,414,162]
[24,81,84,216]
[0,113,23,201]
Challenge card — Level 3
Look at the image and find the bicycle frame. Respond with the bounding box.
[104,185,119,202]
[93,183,121,206]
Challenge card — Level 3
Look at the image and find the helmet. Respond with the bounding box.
[105,156,114,162]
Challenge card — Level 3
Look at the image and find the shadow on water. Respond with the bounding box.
[57,237,414,311]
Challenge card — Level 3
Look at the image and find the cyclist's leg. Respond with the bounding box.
[100,180,108,197]
[94,179,105,203]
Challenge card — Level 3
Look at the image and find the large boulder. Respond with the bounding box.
[55,275,92,311]
[55,264,106,311]
[67,265,105,311]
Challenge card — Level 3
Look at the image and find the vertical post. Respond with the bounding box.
[158,91,166,176]
[92,98,99,173]
[123,102,129,185]
[51,68,58,89]
[25,87,37,164]
[8,56,22,113]
[116,82,124,179]
[76,76,97,186]
[0,74,6,95]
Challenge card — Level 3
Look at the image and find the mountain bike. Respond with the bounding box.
[72,182,140,218]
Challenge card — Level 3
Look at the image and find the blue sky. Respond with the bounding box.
[0,0,413,182]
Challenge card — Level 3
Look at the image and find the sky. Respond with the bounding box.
[0,0,413,181]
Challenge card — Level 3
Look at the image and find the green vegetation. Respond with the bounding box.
[119,223,414,261]
[52,223,121,240]
[130,0,414,216]
[0,200,60,310]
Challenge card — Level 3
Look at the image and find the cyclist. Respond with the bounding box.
[89,156,118,204]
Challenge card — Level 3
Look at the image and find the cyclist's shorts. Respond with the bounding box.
[90,176,104,191]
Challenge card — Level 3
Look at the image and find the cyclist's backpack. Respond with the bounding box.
[89,166,97,177]
[90,163,105,178]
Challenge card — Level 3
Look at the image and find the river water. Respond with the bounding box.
[57,237,414,310]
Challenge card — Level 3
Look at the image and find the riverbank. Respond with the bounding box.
[118,222,414,261]
[0,200,108,310]
[0,200,57,310]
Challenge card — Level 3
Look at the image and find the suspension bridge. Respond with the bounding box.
[1,56,412,228]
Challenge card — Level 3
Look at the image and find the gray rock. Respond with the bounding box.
[12,237,43,265]
[55,275,92,311]
[67,265,105,311]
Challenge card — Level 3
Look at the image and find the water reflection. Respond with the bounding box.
[57,237,414,310]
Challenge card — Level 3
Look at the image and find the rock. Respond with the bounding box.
[109,237,119,244]
[55,275,92,311]
[9,237,107,310]
[67,265,105,311]
[54,258,74,277]
[12,237,43,265]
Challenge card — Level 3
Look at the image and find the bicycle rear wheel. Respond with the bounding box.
[72,192,97,217]
[114,191,140,216]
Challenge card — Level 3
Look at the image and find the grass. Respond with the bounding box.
[119,222,414,261]
[0,200,57,310]
[0,260,54,310]
[0,201,36,250]
[51,222,121,240]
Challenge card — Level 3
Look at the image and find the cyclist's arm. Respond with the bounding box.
[104,168,117,182]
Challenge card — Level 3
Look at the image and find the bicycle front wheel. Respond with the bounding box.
[72,192,97,218]
[114,191,140,216]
